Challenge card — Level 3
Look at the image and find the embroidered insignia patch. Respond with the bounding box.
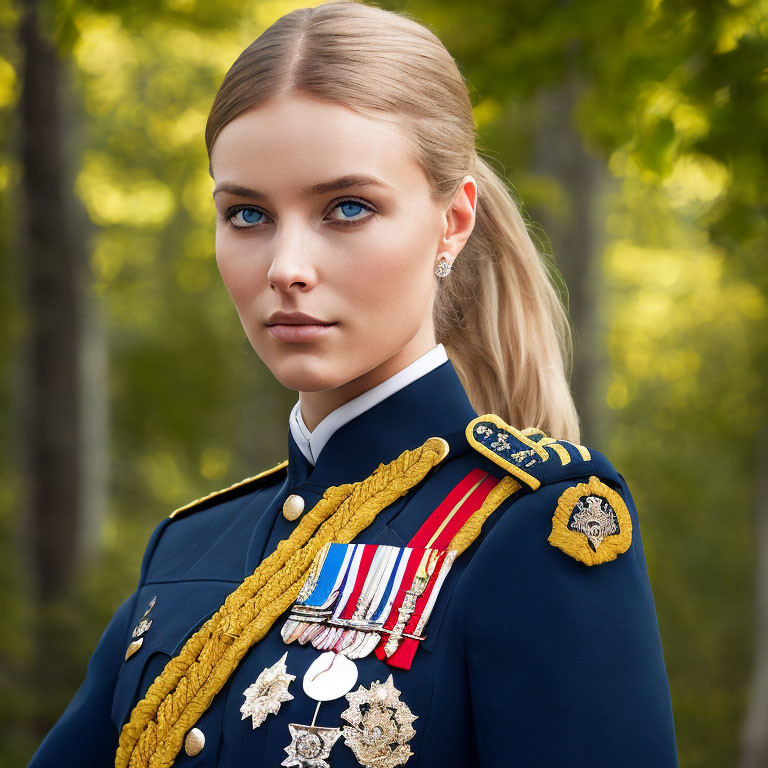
[548,476,632,565]
[466,414,596,490]
[466,414,551,489]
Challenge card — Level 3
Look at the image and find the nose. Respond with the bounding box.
[267,229,318,293]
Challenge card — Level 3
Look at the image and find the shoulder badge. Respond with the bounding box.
[465,413,594,490]
[548,475,632,565]
[169,459,288,520]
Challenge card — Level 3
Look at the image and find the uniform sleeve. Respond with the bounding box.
[27,517,169,768]
[458,475,678,767]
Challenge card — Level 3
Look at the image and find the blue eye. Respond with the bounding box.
[229,207,264,227]
[224,197,375,230]
[328,198,375,225]
[338,201,364,217]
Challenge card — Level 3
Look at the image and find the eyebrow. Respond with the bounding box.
[212,174,394,200]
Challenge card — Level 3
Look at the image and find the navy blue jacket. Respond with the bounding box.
[28,359,678,767]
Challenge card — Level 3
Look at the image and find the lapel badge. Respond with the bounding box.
[125,595,156,660]
[132,595,156,637]
[548,475,633,565]
[124,637,144,661]
[241,652,296,728]
[341,674,417,768]
[282,723,341,768]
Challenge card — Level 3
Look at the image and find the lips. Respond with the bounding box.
[265,311,334,326]
[265,311,337,343]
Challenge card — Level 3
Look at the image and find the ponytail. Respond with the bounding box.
[435,154,580,442]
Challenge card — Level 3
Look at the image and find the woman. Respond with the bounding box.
[28,2,678,766]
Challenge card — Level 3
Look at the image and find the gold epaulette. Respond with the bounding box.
[466,414,633,566]
[169,460,289,519]
[466,414,592,490]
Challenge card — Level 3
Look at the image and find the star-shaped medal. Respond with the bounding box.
[241,652,296,728]
[341,674,417,768]
[281,723,341,768]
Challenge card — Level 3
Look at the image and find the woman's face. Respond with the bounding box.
[210,94,462,394]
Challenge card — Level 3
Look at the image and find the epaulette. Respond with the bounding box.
[169,459,288,520]
[465,413,613,490]
[466,413,632,565]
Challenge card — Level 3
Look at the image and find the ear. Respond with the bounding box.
[438,175,477,264]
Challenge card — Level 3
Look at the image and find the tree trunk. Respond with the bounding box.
[17,0,89,736]
[740,422,768,768]
[79,293,108,562]
[530,70,609,445]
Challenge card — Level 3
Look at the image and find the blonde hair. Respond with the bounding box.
[205,0,581,442]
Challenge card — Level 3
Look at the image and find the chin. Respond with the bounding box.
[266,357,351,393]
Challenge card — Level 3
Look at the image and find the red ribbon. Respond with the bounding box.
[376,469,499,669]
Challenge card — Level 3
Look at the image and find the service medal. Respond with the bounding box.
[241,652,295,728]
[341,675,417,768]
[282,543,452,668]
[279,650,356,768]
[282,723,341,768]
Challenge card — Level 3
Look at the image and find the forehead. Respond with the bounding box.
[210,94,426,193]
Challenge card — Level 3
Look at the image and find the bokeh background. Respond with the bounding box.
[1,0,766,765]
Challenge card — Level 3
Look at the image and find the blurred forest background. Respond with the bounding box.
[0,0,766,765]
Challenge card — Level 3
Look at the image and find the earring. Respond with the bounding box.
[434,256,452,278]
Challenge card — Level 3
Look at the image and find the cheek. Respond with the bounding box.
[215,232,266,309]
[337,240,434,332]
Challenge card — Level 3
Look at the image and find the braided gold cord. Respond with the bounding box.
[115,437,448,768]
[448,475,521,554]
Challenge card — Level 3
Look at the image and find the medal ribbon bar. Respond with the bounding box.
[282,469,501,669]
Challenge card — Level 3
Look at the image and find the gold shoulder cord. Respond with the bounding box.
[447,475,521,554]
[115,437,451,768]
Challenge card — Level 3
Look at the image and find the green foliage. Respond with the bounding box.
[0,0,765,765]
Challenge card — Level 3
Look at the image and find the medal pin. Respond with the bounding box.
[384,549,441,657]
[241,652,296,729]
[340,546,400,658]
[281,651,358,768]
[281,542,333,643]
[284,544,356,646]
[333,547,392,655]
[413,549,457,637]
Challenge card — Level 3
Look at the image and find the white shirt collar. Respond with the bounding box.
[289,343,449,466]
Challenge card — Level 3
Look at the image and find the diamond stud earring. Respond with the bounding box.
[434,256,452,278]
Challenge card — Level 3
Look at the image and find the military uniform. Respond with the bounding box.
[28,350,678,767]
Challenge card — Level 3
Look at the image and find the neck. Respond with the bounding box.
[285,353,477,491]
[299,332,437,432]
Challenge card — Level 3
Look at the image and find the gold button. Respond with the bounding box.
[184,727,205,756]
[283,493,305,521]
